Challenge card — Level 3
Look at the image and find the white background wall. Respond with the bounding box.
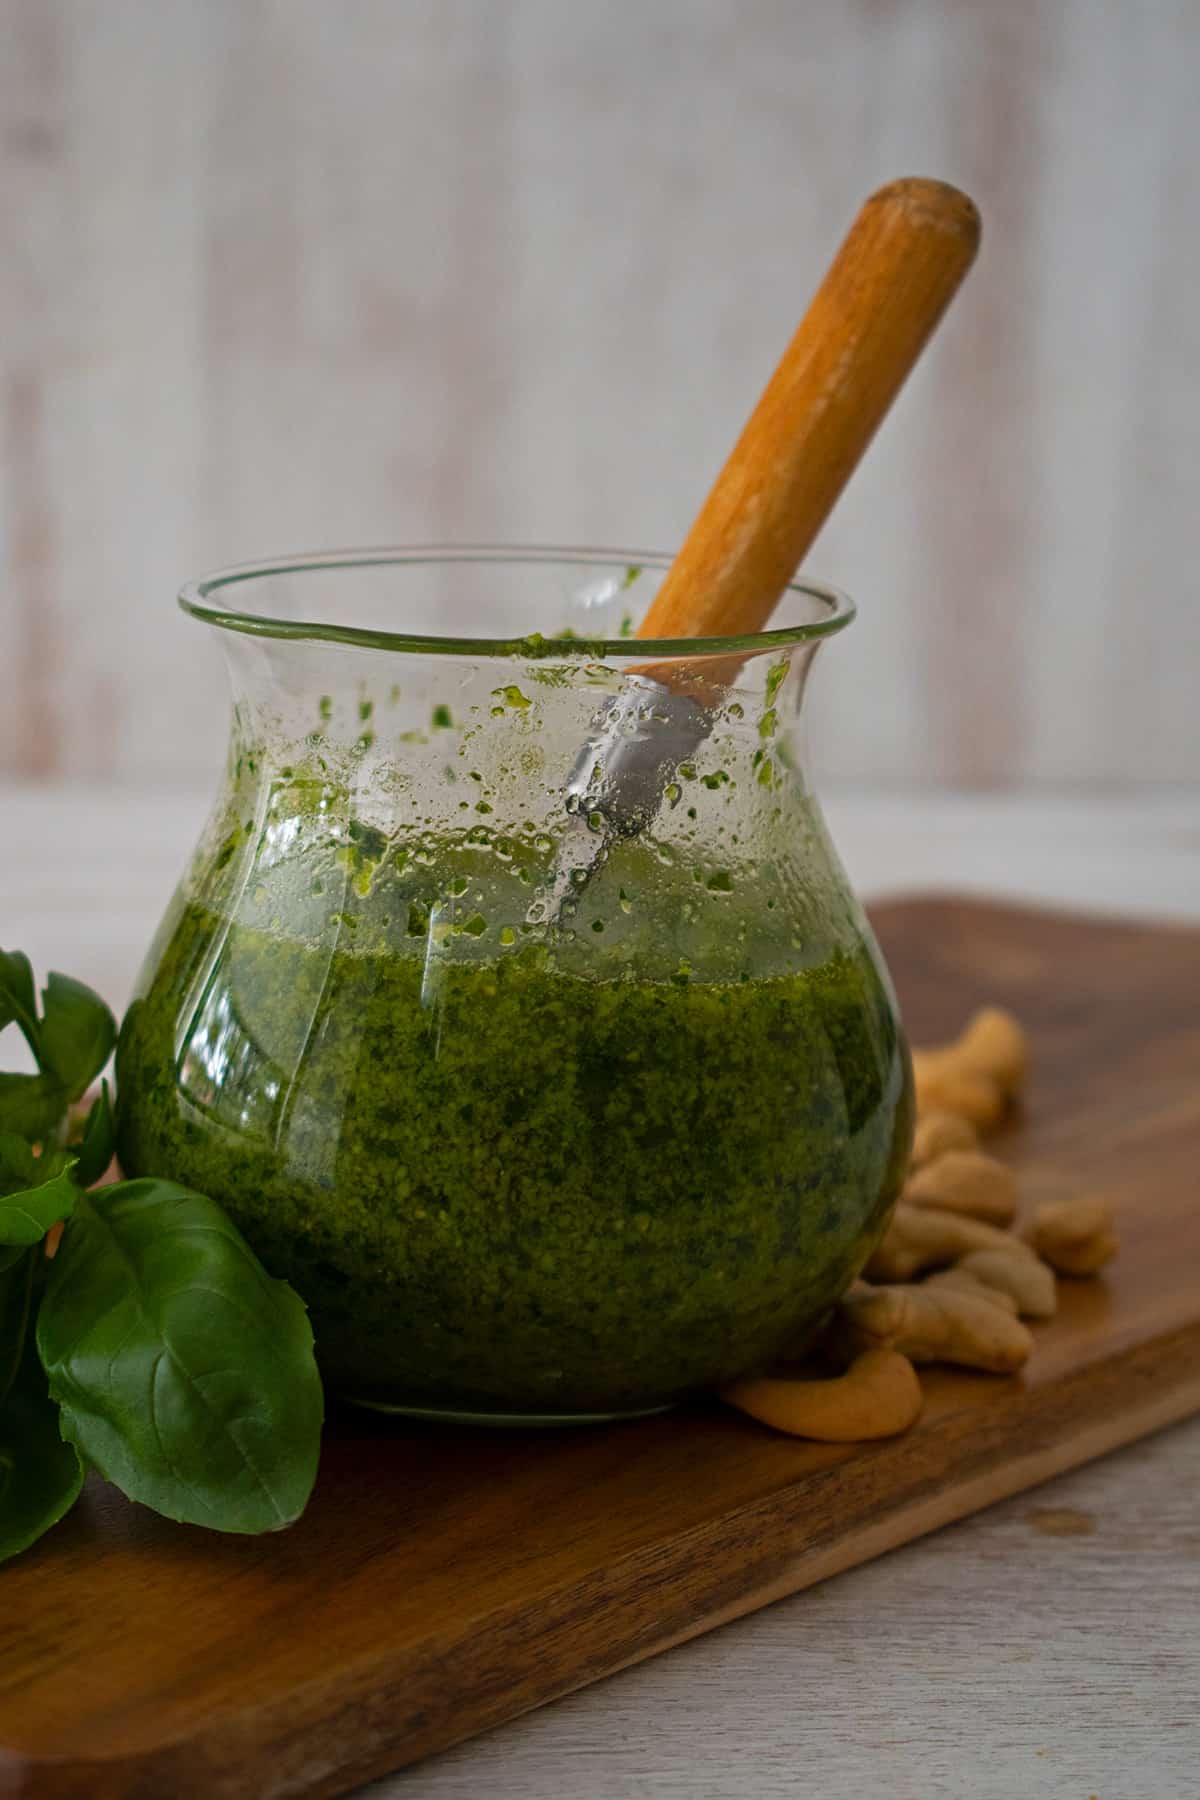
[2,0,1197,791]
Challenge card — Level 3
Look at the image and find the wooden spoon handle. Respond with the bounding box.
[637,178,980,644]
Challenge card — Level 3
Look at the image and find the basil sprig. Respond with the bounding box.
[0,952,323,1562]
[0,951,117,1141]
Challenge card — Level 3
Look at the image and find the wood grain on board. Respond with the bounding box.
[1,896,1199,1800]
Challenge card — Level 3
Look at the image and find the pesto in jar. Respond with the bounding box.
[116,847,912,1416]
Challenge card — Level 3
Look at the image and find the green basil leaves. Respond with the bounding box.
[0,950,324,1562]
[0,1136,78,1245]
[0,1310,85,1564]
[39,1182,323,1533]
[0,957,117,1139]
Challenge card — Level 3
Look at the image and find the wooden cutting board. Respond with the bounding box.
[3,897,1199,1800]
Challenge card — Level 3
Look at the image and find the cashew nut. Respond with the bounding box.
[865,1203,1034,1283]
[903,1150,1018,1226]
[911,1006,1029,1129]
[911,1109,979,1168]
[720,1349,923,1441]
[957,1248,1058,1319]
[839,1281,1034,1374]
[1028,1195,1118,1276]
[953,1007,1029,1096]
[923,1266,1021,1315]
[912,1056,1007,1130]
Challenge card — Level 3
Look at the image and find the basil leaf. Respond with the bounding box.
[71,1081,116,1187]
[0,1131,37,1190]
[0,1071,67,1141]
[0,1160,78,1245]
[38,1180,323,1535]
[38,974,117,1102]
[0,1330,85,1564]
[1,1249,38,1408]
[0,950,39,1049]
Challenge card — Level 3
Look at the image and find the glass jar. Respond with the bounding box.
[116,549,913,1422]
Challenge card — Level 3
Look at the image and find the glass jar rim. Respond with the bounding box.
[178,545,855,659]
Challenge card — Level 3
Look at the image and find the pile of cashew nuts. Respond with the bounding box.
[721,1008,1118,1441]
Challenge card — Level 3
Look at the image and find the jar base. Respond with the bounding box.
[340,1394,677,1428]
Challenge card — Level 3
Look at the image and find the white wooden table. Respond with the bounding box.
[3,782,1198,1800]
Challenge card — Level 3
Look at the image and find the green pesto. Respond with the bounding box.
[116,883,911,1416]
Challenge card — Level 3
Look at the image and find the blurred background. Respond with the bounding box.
[2,0,1197,795]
